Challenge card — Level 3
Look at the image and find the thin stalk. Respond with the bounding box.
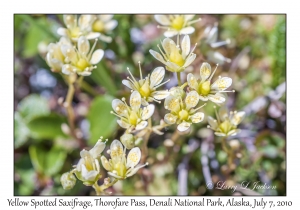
[176,72,182,86]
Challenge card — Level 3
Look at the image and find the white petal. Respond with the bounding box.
[62,64,73,75]
[89,140,106,159]
[211,77,232,91]
[126,164,147,177]
[162,38,177,55]
[122,80,135,90]
[187,73,199,90]
[199,62,212,81]
[98,34,113,43]
[80,149,91,159]
[228,129,238,136]
[185,15,195,21]
[112,99,127,116]
[77,36,90,55]
[130,91,141,111]
[177,121,191,132]
[185,91,200,109]
[90,49,104,65]
[231,111,245,125]
[164,95,180,112]
[208,94,226,104]
[110,140,124,159]
[85,32,101,40]
[181,35,190,59]
[79,15,93,31]
[104,20,118,31]
[126,147,141,168]
[117,120,130,129]
[152,90,170,100]
[166,61,181,72]
[150,67,165,88]
[61,45,77,63]
[198,95,209,101]
[135,121,148,130]
[76,158,84,171]
[81,165,98,181]
[164,30,179,37]
[164,113,177,124]
[207,116,218,130]
[78,71,92,76]
[183,53,196,68]
[179,27,195,35]
[154,15,171,25]
[63,15,77,28]
[99,15,113,22]
[206,26,218,44]
[57,27,68,36]
[219,106,229,121]
[190,112,204,123]
[141,98,149,106]
[101,156,112,171]
[149,50,166,64]
[141,104,155,120]
[108,172,123,179]
[215,132,226,137]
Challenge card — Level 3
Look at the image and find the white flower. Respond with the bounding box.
[122,64,170,106]
[154,15,200,37]
[111,91,154,132]
[150,35,196,72]
[74,140,106,186]
[187,62,234,104]
[57,15,100,41]
[91,15,118,43]
[164,91,205,132]
[45,37,72,72]
[207,106,245,137]
[203,23,231,65]
[101,140,148,179]
[61,36,104,76]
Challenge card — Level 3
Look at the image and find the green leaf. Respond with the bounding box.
[91,62,117,95]
[29,145,67,176]
[19,15,56,58]
[18,94,50,123]
[27,113,67,140]
[14,112,31,148]
[87,95,117,145]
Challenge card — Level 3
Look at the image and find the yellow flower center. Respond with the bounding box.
[114,162,127,177]
[198,81,211,96]
[70,27,81,38]
[178,109,189,121]
[76,58,89,71]
[129,111,139,125]
[92,20,105,32]
[139,81,151,98]
[84,157,94,171]
[171,16,185,31]
[169,49,185,67]
[219,120,231,134]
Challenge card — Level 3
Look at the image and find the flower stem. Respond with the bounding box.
[93,179,119,195]
[176,72,182,86]
[141,118,152,163]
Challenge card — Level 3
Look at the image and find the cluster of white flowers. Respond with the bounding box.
[46,15,118,76]
[58,14,245,194]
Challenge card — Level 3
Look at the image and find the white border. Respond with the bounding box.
[2,0,299,209]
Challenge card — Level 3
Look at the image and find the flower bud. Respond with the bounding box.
[170,87,185,99]
[121,133,135,149]
[60,172,76,190]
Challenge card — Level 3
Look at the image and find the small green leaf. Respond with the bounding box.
[27,114,67,140]
[14,112,31,148]
[29,145,67,176]
[91,62,117,95]
[87,95,117,145]
[18,94,50,123]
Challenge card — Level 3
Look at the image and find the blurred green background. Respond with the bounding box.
[14,14,286,196]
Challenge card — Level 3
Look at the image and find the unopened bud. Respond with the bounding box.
[60,172,76,190]
[121,133,135,149]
